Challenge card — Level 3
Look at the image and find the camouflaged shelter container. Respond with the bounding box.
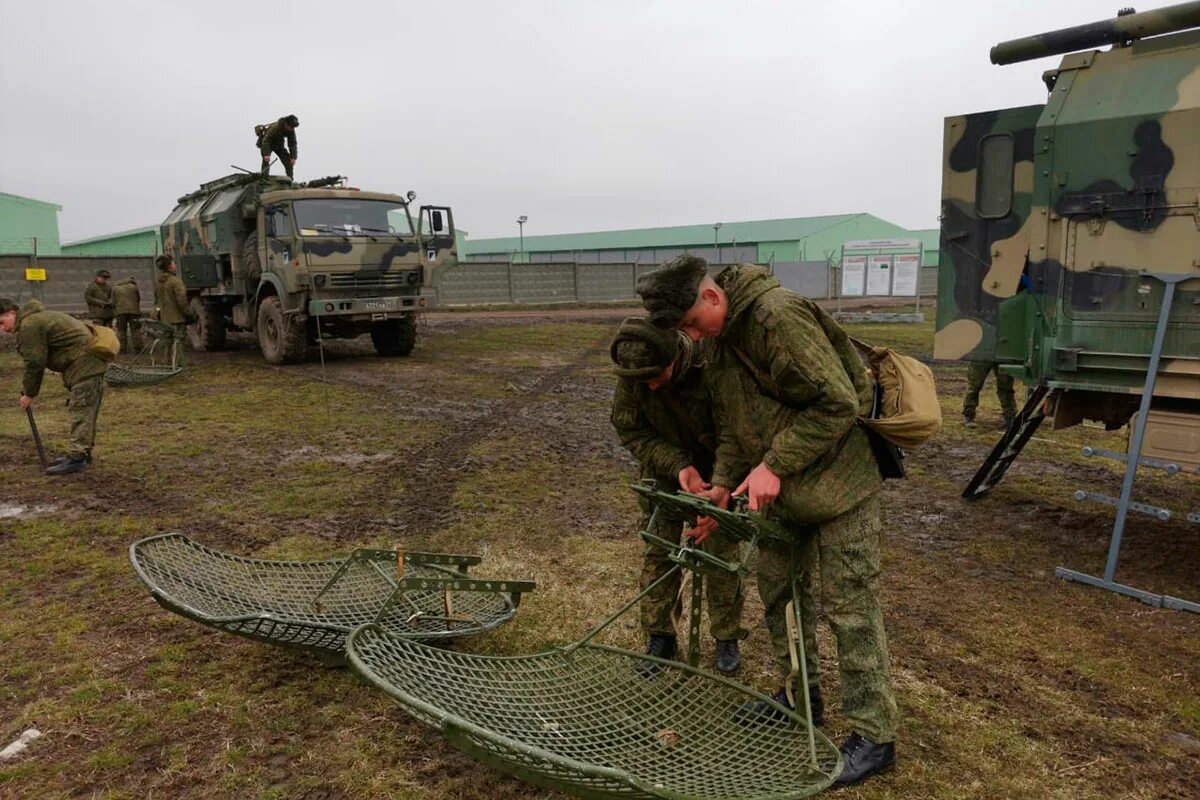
[160,173,456,363]
[937,3,1200,470]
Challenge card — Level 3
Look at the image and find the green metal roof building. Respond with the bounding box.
[463,213,936,267]
[0,192,63,255]
[61,226,162,256]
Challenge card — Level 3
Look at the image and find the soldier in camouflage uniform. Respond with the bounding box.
[0,297,109,475]
[962,361,1016,429]
[257,114,299,179]
[154,255,195,367]
[83,269,114,327]
[609,317,747,675]
[112,276,142,353]
[638,255,898,787]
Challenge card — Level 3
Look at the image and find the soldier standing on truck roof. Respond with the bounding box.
[154,255,195,368]
[638,255,899,787]
[257,114,299,179]
[609,318,749,678]
[112,276,141,354]
[0,296,110,475]
[84,270,114,327]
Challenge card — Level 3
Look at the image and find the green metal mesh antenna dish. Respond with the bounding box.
[106,362,182,386]
[130,533,535,662]
[346,486,842,799]
[106,320,185,386]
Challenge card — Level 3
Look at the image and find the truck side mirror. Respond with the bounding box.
[432,211,445,233]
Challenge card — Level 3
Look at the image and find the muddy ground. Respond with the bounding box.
[0,309,1197,800]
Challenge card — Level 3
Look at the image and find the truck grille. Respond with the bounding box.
[325,271,421,292]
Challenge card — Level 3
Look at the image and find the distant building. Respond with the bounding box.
[61,226,162,256]
[462,213,937,268]
[0,192,63,255]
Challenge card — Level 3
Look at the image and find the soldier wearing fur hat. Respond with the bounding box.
[257,114,299,179]
[609,317,747,676]
[84,269,114,327]
[637,255,897,787]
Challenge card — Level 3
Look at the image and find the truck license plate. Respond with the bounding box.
[362,300,391,311]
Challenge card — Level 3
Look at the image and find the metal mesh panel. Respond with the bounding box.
[105,363,183,387]
[130,534,520,654]
[348,628,840,800]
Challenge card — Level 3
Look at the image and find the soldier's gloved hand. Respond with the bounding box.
[733,462,781,511]
[678,465,709,495]
[19,395,32,410]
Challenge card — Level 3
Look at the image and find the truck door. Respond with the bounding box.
[935,104,1044,362]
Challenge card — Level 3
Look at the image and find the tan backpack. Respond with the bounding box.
[852,338,942,448]
[84,323,121,361]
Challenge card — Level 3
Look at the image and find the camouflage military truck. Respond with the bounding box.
[161,173,455,364]
[936,2,1200,495]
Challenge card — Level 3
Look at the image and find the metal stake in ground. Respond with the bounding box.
[25,406,47,469]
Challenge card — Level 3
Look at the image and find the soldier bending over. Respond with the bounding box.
[0,297,109,475]
[638,255,898,787]
[257,114,299,179]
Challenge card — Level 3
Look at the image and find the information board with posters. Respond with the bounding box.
[891,253,920,296]
[840,255,866,296]
[866,255,893,296]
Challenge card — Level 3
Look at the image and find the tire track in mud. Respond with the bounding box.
[345,335,614,537]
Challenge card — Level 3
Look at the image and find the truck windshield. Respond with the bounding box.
[293,199,413,237]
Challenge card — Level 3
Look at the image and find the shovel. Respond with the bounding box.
[25,406,48,470]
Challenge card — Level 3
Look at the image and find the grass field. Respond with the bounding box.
[1,309,1197,800]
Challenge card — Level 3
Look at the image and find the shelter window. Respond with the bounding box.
[978,134,1014,219]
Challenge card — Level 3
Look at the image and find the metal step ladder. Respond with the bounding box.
[1056,272,1199,614]
[961,383,1055,499]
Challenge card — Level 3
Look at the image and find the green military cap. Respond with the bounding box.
[636,254,708,328]
[610,317,679,379]
[0,297,17,314]
[96,269,112,278]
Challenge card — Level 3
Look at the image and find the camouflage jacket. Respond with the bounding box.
[707,265,881,524]
[155,272,192,324]
[112,280,141,315]
[611,367,718,486]
[259,119,297,158]
[84,282,113,320]
[15,300,109,397]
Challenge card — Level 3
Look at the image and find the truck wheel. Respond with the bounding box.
[242,231,262,280]
[257,295,306,364]
[188,298,226,351]
[371,315,417,357]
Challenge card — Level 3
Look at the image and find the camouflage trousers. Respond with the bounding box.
[115,314,141,353]
[639,510,748,642]
[261,145,294,179]
[759,494,898,743]
[963,361,1016,419]
[66,375,106,460]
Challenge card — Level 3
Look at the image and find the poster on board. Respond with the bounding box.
[866,255,892,295]
[891,254,920,296]
[841,255,866,296]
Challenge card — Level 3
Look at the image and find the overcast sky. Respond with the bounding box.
[1,0,1130,242]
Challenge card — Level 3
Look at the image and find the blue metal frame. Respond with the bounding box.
[1057,273,1199,614]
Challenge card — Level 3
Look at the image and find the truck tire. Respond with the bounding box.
[257,295,306,364]
[188,298,226,351]
[242,231,262,280]
[371,315,417,357]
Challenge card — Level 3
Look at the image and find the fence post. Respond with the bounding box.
[573,261,581,303]
[506,261,515,304]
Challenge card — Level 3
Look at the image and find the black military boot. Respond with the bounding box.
[637,635,677,678]
[714,639,741,675]
[834,732,896,786]
[46,456,88,475]
[734,685,824,727]
[999,413,1016,431]
[962,414,977,428]
[50,453,92,465]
